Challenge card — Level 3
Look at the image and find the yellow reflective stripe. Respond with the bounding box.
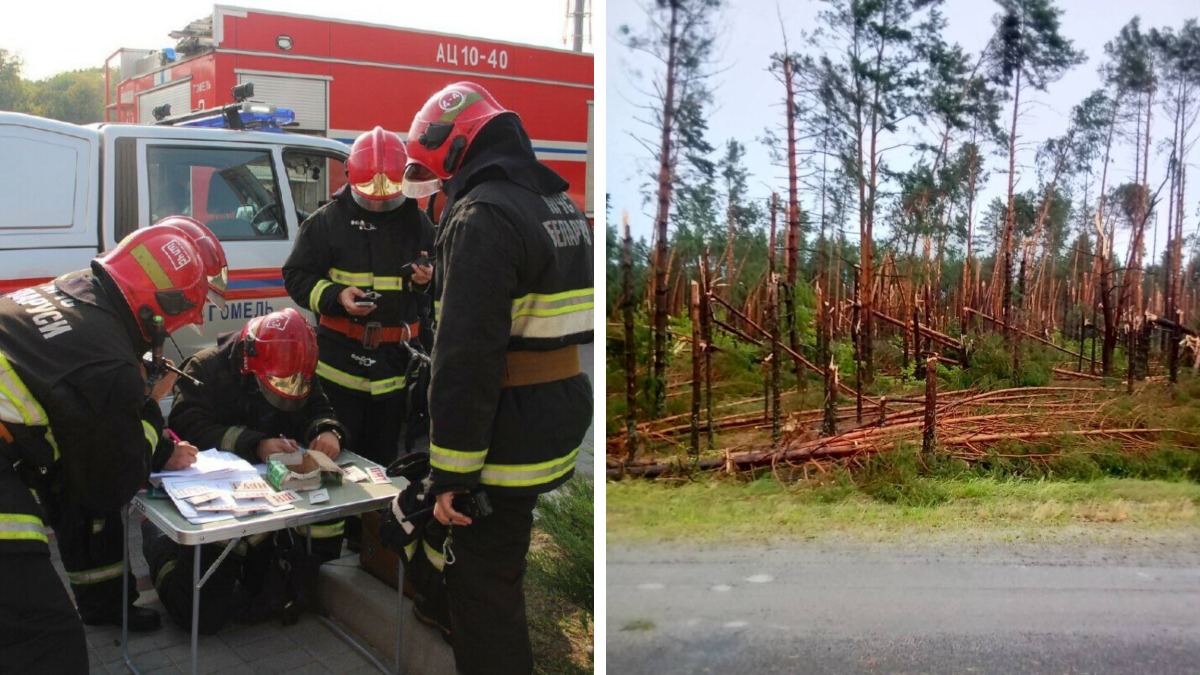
[430,443,487,474]
[510,288,594,318]
[509,309,593,339]
[156,559,177,587]
[509,288,593,339]
[480,447,579,488]
[328,268,373,286]
[315,361,405,396]
[301,522,345,539]
[423,540,445,572]
[403,541,418,561]
[0,514,48,544]
[219,426,250,453]
[0,352,49,426]
[309,279,334,313]
[142,420,159,449]
[67,561,124,585]
[433,300,441,323]
[328,269,406,290]
[130,244,173,290]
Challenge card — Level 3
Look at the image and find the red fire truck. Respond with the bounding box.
[104,5,595,220]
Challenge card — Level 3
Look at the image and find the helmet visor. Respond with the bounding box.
[257,377,309,412]
[353,172,405,199]
[266,371,312,399]
[402,163,442,199]
[208,267,228,309]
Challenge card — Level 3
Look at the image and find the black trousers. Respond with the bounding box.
[143,520,341,634]
[445,493,538,675]
[0,550,88,674]
[323,383,404,467]
[50,500,137,619]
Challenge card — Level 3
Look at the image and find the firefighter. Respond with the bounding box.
[283,126,435,470]
[401,81,593,675]
[0,224,220,673]
[143,307,347,634]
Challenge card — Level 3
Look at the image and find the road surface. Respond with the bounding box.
[608,540,1200,674]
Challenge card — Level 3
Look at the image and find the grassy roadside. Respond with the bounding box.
[607,476,1200,545]
[527,529,593,674]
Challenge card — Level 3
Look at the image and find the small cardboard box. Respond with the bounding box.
[266,450,345,492]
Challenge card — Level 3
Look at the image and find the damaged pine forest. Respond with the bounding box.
[606,0,1200,498]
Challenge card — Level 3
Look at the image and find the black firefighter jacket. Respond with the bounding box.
[428,114,593,497]
[0,268,168,553]
[165,332,346,467]
[282,187,435,399]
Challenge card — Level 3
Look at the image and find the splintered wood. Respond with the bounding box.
[605,385,1196,479]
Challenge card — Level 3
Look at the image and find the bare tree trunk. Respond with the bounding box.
[922,355,937,457]
[622,213,637,458]
[651,1,680,417]
[1002,67,1022,366]
[690,280,701,463]
[768,195,782,443]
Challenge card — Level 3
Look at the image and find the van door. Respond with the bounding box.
[130,139,304,360]
[0,113,100,292]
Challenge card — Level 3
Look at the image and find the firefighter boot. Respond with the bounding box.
[81,604,162,632]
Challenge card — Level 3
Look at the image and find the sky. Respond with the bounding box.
[1,0,594,81]
[607,0,1200,260]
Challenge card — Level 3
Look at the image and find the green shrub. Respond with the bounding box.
[531,477,594,615]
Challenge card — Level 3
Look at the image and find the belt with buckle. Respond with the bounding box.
[319,316,420,350]
[499,345,581,388]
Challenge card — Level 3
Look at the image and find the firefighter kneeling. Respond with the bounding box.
[143,308,348,634]
[0,224,222,673]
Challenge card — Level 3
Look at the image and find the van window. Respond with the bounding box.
[148,146,285,241]
[283,150,347,223]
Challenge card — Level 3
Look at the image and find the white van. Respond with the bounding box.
[0,111,351,363]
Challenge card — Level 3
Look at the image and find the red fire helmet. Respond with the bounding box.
[95,224,209,342]
[153,216,228,308]
[239,307,318,411]
[347,126,408,213]
[402,81,510,199]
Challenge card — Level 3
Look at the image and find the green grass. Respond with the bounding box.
[607,475,1200,544]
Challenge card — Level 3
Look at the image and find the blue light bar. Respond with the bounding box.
[176,106,296,133]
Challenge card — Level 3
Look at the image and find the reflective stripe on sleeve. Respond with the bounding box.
[0,514,48,544]
[156,560,177,587]
[309,279,334,313]
[430,444,487,474]
[66,561,124,586]
[480,447,579,488]
[315,361,405,396]
[220,426,250,453]
[0,352,49,426]
[142,420,159,450]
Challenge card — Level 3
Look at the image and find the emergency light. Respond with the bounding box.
[169,102,296,133]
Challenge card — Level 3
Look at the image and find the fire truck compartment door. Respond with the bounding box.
[138,78,193,124]
[0,113,99,253]
[236,73,328,132]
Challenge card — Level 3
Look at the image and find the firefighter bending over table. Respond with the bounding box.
[142,307,348,634]
[0,223,223,673]
[401,81,594,675]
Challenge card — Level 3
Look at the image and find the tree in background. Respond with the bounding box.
[619,0,724,416]
[0,49,30,113]
[0,49,104,124]
[988,0,1084,376]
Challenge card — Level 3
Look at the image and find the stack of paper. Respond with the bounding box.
[151,450,301,524]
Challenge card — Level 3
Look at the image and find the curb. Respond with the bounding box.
[318,554,456,674]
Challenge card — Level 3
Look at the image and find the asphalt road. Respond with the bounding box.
[608,541,1200,674]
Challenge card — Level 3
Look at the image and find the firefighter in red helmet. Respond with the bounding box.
[401,81,593,675]
[143,307,347,633]
[283,127,435,477]
[0,224,219,672]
